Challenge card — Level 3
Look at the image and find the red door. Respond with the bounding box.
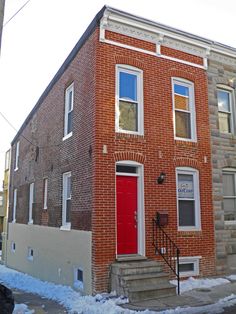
[116,176,138,255]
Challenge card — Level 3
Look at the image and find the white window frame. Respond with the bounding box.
[63,83,74,140]
[5,150,10,170]
[217,86,234,134]
[115,65,144,135]
[12,188,17,223]
[60,171,72,230]
[43,178,48,210]
[176,167,201,231]
[14,141,20,171]
[177,256,200,277]
[172,78,196,142]
[222,168,236,224]
[28,183,34,224]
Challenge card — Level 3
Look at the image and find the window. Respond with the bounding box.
[0,196,3,207]
[27,247,34,261]
[28,183,34,224]
[11,242,16,253]
[172,78,196,141]
[222,169,236,222]
[217,88,234,134]
[43,178,48,210]
[61,172,71,229]
[14,141,20,170]
[12,189,17,223]
[64,83,74,138]
[116,65,143,134]
[5,150,10,170]
[177,168,201,230]
[178,257,200,277]
[74,267,84,290]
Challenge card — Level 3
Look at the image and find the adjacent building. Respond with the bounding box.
[0,0,5,53]
[6,6,236,296]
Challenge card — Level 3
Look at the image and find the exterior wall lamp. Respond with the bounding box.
[157,172,166,184]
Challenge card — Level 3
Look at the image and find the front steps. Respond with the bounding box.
[111,259,176,302]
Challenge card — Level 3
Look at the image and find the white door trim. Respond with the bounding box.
[116,161,145,256]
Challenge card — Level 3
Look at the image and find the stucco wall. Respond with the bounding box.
[6,223,92,294]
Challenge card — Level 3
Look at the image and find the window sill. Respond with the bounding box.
[116,130,144,136]
[178,227,201,232]
[63,132,73,141]
[28,220,33,225]
[225,221,236,225]
[60,223,71,231]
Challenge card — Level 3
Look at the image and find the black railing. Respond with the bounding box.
[152,212,180,295]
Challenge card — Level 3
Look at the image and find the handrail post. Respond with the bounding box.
[177,248,180,295]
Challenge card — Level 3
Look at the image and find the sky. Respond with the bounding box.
[0,0,236,187]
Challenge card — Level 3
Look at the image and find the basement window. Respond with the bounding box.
[73,268,84,291]
[178,257,200,277]
[11,242,16,253]
[27,247,34,261]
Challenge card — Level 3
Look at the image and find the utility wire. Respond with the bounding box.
[3,0,31,27]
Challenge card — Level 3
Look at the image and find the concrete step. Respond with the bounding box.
[112,260,163,276]
[121,272,170,288]
[128,282,176,302]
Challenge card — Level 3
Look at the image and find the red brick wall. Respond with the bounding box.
[92,29,215,292]
[9,30,98,231]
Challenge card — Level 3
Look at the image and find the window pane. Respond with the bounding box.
[66,199,71,223]
[119,101,137,132]
[116,165,137,173]
[225,212,236,221]
[178,174,194,199]
[223,174,235,196]
[67,176,71,199]
[175,111,191,138]
[218,112,230,133]
[119,72,137,101]
[67,111,73,134]
[223,198,236,212]
[68,90,73,111]
[175,94,189,111]
[174,84,189,97]
[179,263,194,272]
[179,200,195,226]
[217,90,230,112]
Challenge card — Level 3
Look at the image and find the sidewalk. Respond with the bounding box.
[122,277,236,313]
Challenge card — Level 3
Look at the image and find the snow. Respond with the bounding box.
[227,274,236,281]
[170,276,230,293]
[0,264,235,314]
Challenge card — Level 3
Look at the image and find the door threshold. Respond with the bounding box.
[116,254,147,262]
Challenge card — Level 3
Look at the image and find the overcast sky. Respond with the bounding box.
[0,0,236,186]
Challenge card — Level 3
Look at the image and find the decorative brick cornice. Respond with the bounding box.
[115,56,146,70]
[114,151,145,164]
[174,157,200,169]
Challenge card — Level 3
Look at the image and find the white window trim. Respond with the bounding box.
[177,256,201,277]
[12,188,17,223]
[63,83,74,139]
[222,168,236,224]
[61,171,72,230]
[43,178,48,210]
[14,141,20,171]
[217,86,235,134]
[115,65,144,135]
[176,167,201,231]
[172,77,197,142]
[28,183,34,224]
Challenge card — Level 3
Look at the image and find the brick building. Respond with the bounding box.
[7,6,236,296]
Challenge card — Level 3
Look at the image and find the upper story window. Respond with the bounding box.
[63,83,74,139]
[176,167,201,231]
[116,65,143,135]
[5,150,10,170]
[217,88,234,134]
[14,141,20,171]
[222,168,236,222]
[61,171,72,229]
[172,78,196,141]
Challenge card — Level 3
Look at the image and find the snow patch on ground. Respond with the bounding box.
[227,274,236,281]
[13,304,34,314]
[170,276,230,293]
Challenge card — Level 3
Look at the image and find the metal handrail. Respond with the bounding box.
[152,213,180,295]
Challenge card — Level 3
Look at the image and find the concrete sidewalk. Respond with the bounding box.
[13,289,67,314]
[122,277,236,313]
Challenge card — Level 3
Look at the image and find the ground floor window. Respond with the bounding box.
[178,256,200,277]
[223,169,236,222]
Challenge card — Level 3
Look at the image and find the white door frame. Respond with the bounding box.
[116,160,145,256]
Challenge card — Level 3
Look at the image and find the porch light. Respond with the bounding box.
[157,172,166,184]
